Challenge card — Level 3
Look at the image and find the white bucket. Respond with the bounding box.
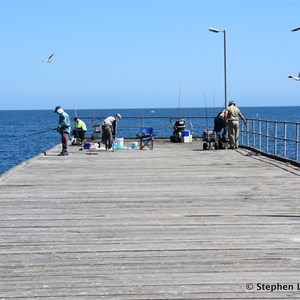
[115,137,124,147]
[131,142,138,149]
[183,136,190,143]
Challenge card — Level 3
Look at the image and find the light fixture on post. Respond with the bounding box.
[289,28,300,81]
[209,27,228,108]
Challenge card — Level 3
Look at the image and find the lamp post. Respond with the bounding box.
[209,27,228,108]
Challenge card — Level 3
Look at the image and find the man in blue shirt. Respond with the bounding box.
[54,106,71,156]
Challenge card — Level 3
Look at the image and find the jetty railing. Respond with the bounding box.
[80,116,300,163]
[81,115,215,139]
[240,118,300,163]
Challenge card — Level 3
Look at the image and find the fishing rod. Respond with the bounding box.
[213,86,216,117]
[190,118,194,136]
[24,128,57,137]
[203,91,209,130]
[177,79,181,117]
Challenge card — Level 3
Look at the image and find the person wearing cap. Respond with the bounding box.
[71,117,87,145]
[224,100,248,149]
[54,106,71,156]
[101,113,122,150]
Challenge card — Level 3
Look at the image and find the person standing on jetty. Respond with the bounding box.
[224,100,248,149]
[101,113,122,150]
[54,106,71,156]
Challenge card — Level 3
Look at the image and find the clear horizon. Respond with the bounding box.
[1,104,300,112]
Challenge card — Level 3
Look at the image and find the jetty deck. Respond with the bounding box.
[1,139,300,299]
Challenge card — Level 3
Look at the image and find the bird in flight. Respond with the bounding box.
[288,73,300,81]
[42,52,54,63]
[291,27,300,32]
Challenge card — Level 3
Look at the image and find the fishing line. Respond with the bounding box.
[70,81,77,117]
[202,91,209,130]
[23,128,57,138]
[213,86,216,116]
[226,86,231,109]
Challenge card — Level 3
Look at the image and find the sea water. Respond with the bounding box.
[0,106,299,175]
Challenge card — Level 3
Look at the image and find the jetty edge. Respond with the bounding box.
[1,139,300,299]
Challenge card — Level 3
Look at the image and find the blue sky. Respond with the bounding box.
[1,0,300,110]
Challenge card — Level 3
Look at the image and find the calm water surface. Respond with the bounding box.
[1,106,299,175]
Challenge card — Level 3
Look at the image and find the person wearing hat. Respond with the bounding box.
[54,106,71,156]
[101,113,122,150]
[71,117,87,145]
[224,100,247,149]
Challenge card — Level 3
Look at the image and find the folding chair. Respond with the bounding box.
[137,127,154,150]
[92,123,102,140]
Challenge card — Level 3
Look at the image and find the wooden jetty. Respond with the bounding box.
[1,139,300,299]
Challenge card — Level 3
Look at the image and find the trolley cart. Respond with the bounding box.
[202,130,219,150]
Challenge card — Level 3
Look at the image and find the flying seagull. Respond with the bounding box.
[291,27,300,32]
[42,52,54,63]
[288,73,300,81]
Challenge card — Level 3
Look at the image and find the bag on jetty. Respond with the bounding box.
[83,142,93,149]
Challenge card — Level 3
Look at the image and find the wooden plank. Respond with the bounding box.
[0,140,300,299]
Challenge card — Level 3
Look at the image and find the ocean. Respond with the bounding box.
[1,106,299,175]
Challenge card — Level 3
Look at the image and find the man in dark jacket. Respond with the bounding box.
[213,109,227,138]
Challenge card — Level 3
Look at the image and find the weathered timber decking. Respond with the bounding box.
[1,139,300,299]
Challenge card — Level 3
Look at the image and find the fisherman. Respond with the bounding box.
[72,117,87,145]
[213,109,227,138]
[54,106,71,156]
[101,113,122,150]
[224,100,248,149]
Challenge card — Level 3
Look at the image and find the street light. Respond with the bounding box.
[209,27,228,108]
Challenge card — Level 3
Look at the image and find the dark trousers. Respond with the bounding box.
[72,128,86,140]
[61,132,68,152]
[214,116,227,138]
[102,125,113,149]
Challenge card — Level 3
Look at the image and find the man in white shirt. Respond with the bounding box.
[101,113,122,150]
[224,101,247,149]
